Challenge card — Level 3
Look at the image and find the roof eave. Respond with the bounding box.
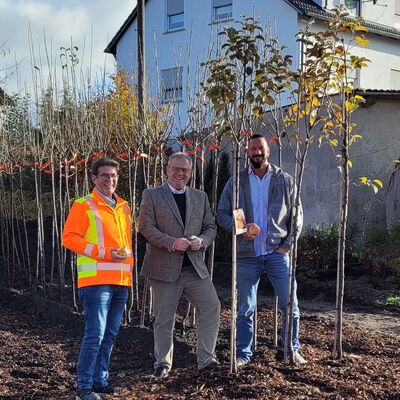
[104,7,138,56]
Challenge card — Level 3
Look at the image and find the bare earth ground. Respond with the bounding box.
[0,287,400,400]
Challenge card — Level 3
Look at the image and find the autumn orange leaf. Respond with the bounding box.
[116,152,129,159]
[268,137,280,144]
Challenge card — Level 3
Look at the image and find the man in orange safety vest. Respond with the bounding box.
[63,157,133,400]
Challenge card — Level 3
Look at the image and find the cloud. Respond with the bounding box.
[0,0,135,94]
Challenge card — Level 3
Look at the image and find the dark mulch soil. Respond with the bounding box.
[0,288,399,400]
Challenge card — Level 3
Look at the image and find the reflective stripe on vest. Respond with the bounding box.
[84,243,94,257]
[85,197,106,260]
[78,263,131,272]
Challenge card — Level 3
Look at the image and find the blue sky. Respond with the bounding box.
[0,0,136,94]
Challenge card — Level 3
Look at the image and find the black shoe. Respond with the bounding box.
[152,366,169,380]
[199,360,219,375]
[93,383,115,394]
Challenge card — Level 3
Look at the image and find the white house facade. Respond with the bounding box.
[105,0,400,131]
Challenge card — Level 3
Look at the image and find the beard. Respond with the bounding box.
[249,156,265,169]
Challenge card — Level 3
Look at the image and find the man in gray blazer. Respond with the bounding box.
[139,152,220,379]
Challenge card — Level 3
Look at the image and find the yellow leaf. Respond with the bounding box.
[355,36,369,47]
[352,134,363,139]
[355,25,368,32]
[345,100,358,112]
[371,184,378,194]
[373,179,383,188]
[354,95,365,102]
[263,95,275,105]
[330,139,338,147]
[347,160,353,168]
[360,176,368,184]
[312,97,320,106]
[292,134,302,143]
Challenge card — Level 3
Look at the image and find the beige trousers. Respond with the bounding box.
[149,267,220,370]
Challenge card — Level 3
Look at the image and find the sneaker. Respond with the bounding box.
[237,357,249,367]
[76,389,100,400]
[275,350,307,365]
[294,352,307,365]
[93,383,115,394]
[152,366,169,380]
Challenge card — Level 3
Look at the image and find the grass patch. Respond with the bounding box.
[384,295,400,306]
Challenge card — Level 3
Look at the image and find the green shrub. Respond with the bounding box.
[297,224,356,279]
[362,223,400,287]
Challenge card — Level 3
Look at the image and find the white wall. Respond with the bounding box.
[113,0,400,129]
[327,0,397,26]
[300,19,400,90]
[114,0,301,132]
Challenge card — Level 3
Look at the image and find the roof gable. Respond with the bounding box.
[105,0,400,57]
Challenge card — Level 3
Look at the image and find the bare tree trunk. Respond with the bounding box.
[333,111,350,359]
[285,140,309,364]
[272,296,279,347]
[19,167,32,286]
[230,141,240,373]
[207,148,220,280]
[140,277,150,328]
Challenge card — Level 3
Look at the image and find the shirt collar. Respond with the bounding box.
[167,182,186,194]
[248,164,271,178]
[96,190,117,207]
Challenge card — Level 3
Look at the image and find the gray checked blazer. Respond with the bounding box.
[138,183,217,282]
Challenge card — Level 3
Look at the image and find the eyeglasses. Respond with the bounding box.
[96,173,118,179]
[170,166,192,174]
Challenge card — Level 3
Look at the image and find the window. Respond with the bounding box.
[167,0,184,30]
[213,0,232,21]
[161,67,183,102]
[344,0,357,8]
[390,69,400,89]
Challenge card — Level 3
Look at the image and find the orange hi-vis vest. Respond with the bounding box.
[62,189,133,289]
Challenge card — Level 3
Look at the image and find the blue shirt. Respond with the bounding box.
[248,166,272,256]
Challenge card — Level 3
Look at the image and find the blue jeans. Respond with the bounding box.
[237,252,300,361]
[77,285,128,390]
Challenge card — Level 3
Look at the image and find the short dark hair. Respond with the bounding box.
[91,157,120,176]
[249,133,266,141]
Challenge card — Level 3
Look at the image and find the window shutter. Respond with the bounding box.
[162,67,182,90]
[167,0,184,15]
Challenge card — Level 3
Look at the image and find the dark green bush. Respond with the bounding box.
[297,224,356,279]
[362,223,400,287]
